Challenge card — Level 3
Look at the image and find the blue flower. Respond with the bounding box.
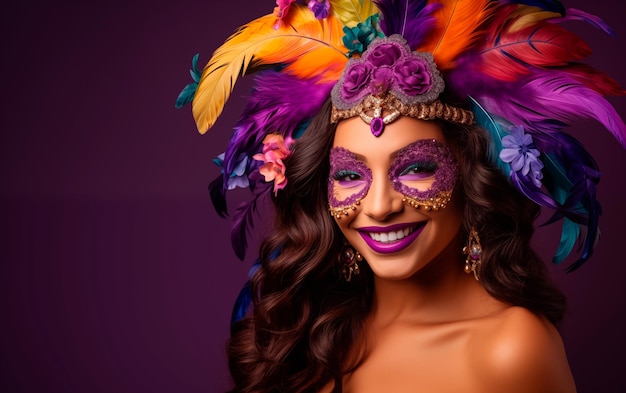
[213,153,250,190]
[342,15,383,56]
[500,125,544,187]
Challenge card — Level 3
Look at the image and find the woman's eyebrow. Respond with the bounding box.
[332,146,368,163]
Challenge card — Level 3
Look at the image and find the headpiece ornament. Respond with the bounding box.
[330,35,474,135]
[177,0,625,275]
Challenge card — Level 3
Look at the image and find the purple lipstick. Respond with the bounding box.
[358,222,426,254]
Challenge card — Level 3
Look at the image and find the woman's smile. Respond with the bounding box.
[357,222,426,253]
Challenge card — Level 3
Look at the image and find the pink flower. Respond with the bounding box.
[273,0,296,29]
[253,134,294,195]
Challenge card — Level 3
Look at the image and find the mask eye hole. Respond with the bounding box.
[390,139,459,201]
[398,161,438,182]
[328,148,372,208]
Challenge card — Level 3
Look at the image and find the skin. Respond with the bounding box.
[320,116,576,393]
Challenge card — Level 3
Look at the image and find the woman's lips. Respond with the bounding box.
[357,222,426,254]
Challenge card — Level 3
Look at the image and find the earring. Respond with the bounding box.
[462,228,482,281]
[339,243,362,281]
[329,199,361,219]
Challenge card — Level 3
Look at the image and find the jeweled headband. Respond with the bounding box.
[330,35,474,136]
[177,1,625,276]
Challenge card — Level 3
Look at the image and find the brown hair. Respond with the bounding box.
[226,100,565,392]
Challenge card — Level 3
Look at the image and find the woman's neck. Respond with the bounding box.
[369,236,498,327]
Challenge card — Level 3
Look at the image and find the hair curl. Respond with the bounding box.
[226,100,565,393]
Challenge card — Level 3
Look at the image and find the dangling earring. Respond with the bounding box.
[463,228,482,281]
[339,243,362,281]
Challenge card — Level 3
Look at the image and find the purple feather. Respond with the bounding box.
[221,71,332,260]
[551,8,615,37]
[209,174,228,218]
[230,183,271,261]
[374,0,440,49]
[456,69,626,147]
[222,71,333,179]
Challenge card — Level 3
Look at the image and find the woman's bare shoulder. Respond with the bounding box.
[469,306,576,393]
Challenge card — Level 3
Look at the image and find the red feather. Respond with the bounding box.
[479,21,590,81]
[565,63,626,96]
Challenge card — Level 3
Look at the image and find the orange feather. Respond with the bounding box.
[192,4,347,134]
[419,0,495,71]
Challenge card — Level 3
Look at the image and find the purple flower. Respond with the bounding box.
[500,125,544,187]
[372,67,393,95]
[308,0,330,19]
[341,62,372,101]
[368,42,402,67]
[394,58,432,96]
[331,36,445,111]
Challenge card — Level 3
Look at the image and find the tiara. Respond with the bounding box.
[330,35,474,136]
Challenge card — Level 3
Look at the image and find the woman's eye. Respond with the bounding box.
[400,162,437,176]
[333,170,361,182]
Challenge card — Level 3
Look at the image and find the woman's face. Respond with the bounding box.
[330,116,463,280]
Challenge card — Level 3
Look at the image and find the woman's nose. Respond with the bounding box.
[361,172,404,221]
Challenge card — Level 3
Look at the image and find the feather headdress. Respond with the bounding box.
[177,0,624,273]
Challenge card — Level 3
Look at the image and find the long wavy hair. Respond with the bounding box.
[226,100,566,393]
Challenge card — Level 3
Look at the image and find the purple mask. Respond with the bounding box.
[328,147,372,209]
[389,139,459,204]
[328,139,458,211]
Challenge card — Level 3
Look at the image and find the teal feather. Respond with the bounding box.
[553,218,580,264]
[175,53,202,108]
[469,96,511,176]
[541,152,583,263]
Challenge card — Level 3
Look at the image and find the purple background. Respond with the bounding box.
[1,1,625,392]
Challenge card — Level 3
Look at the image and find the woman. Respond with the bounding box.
[178,1,624,391]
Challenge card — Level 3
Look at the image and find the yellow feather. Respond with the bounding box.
[192,4,347,134]
[419,0,495,71]
[329,0,378,28]
[508,7,561,33]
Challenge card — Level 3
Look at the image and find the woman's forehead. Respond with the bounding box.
[332,116,447,161]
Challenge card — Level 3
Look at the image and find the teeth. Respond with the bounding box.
[369,226,415,244]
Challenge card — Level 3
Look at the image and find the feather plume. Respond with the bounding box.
[221,71,334,177]
[540,152,580,263]
[192,4,347,134]
[175,53,202,108]
[565,64,626,96]
[374,0,441,48]
[208,174,228,218]
[553,218,579,264]
[469,97,511,176]
[552,8,614,36]
[329,0,378,28]
[500,0,565,15]
[418,0,494,70]
[230,184,271,261]
[506,8,561,33]
[479,22,590,81]
[451,65,626,148]
[479,70,626,148]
